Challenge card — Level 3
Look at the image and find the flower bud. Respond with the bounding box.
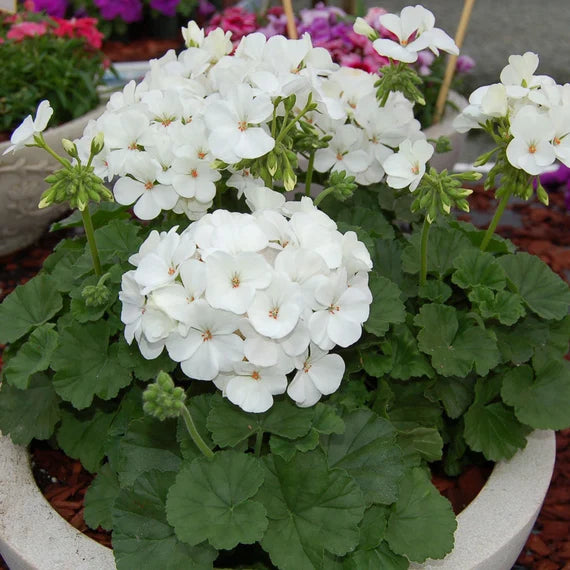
[62,138,78,158]
[143,371,187,421]
[90,132,105,156]
[353,17,377,40]
[181,21,204,48]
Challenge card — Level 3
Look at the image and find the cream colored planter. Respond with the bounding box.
[423,90,468,173]
[0,430,555,570]
[0,106,105,257]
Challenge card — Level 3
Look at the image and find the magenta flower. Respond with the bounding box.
[150,0,180,17]
[94,0,143,22]
[31,0,68,18]
[6,21,48,40]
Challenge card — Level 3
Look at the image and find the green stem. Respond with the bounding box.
[254,431,263,457]
[419,218,430,287]
[275,104,312,144]
[81,206,102,277]
[40,140,72,169]
[313,185,334,207]
[305,152,315,197]
[181,405,214,460]
[480,190,511,252]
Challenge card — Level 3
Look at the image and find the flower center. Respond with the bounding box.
[144,181,154,190]
[553,137,561,146]
[202,329,213,342]
[128,142,138,150]
[238,120,248,132]
[161,118,173,127]
[231,273,241,288]
[327,304,340,314]
[268,306,279,320]
[168,266,176,275]
[336,152,344,161]
[198,151,206,159]
[251,370,261,381]
[411,164,420,175]
[528,144,537,154]
[303,360,311,373]
[190,168,198,178]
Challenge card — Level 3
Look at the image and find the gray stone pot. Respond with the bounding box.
[0,430,555,570]
[0,106,105,257]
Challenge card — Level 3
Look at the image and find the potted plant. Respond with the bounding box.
[0,5,107,255]
[0,5,569,569]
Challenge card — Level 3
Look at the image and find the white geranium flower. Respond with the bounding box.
[309,268,371,350]
[205,84,275,163]
[248,275,303,339]
[205,251,272,314]
[549,106,570,166]
[383,138,434,191]
[3,100,53,154]
[287,343,345,407]
[372,5,458,64]
[182,21,204,48]
[506,106,556,174]
[113,155,179,220]
[214,361,288,413]
[166,300,244,381]
[170,156,221,203]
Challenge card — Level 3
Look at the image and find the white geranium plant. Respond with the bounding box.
[1,5,569,569]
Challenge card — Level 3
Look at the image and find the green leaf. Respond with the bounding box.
[384,467,456,562]
[312,403,345,434]
[469,287,526,325]
[51,321,132,409]
[91,218,142,266]
[0,274,63,343]
[167,451,267,549]
[42,239,84,292]
[430,377,475,419]
[113,470,217,570]
[493,315,549,364]
[398,427,443,464]
[377,324,434,380]
[84,463,120,531]
[3,324,58,388]
[344,542,408,570]
[207,395,313,448]
[452,249,506,290]
[336,206,395,239]
[356,505,390,549]
[259,451,365,570]
[415,304,500,377]
[418,280,452,303]
[402,224,474,277]
[364,274,406,337]
[321,409,404,505]
[57,406,118,473]
[498,252,570,320]
[117,338,177,381]
[117,417,182,487]
[270,429,320,460]
[464,377,530,461]
[387,381,443,431]
[0,373,61,446]
[501,360,570,430]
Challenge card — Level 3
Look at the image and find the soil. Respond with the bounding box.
[102,38,183,62]
[0,183,568,569]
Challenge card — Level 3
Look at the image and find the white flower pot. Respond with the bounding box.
[0,430,555,570]
[423,90,468,173]
[0,106,105,257]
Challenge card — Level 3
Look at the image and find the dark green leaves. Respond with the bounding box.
[0,373,61,445]
[364,274,405,337]
[415,303,500,377]
[502,360,570,430]
[452,249,506,290]
[113,470,217,570]
[259,451,365,570]
[499,252,570,320]
[3,324,58,388]
[84,463,120,531]
[0,274,62,343]
[166,451,267,549]
[384,468,456,563]
[322,409,404,505]
[51,321,132,409]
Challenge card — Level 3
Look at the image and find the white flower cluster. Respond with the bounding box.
[71,24,427,220]
[119,198,373,413]
[455,52,570,175]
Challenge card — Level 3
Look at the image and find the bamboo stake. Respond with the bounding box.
[433,0,476,124]
[282,0,298,39]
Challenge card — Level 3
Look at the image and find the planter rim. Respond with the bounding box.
[0,430,555,570]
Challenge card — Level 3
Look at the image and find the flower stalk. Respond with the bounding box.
[81,206,102,277]
[419,218,430,286]
[181,405,215,460]
[480,190,511,252]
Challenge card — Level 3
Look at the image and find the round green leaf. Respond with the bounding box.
[166,450,267,550]
[84,463,120,531]
[113,470,217,570]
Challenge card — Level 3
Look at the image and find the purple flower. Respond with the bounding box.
[456,55,476,74]
[94,0,143,22]
[198,0,215,18]
[150,0,179,17]
[32,0,68,18]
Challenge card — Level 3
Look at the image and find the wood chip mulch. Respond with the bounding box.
[0,183,568,570]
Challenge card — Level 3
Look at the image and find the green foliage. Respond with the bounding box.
[0,33,104,134]
[364,274,406,337]
[166,451,267,549]
[84,463,120,531]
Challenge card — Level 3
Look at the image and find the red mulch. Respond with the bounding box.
[102,38,182,62]
[0,184,568,570]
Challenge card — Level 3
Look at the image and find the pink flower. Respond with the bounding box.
[364,7,387,30]
[52,16,104,49]
[207,7,257,43]
[6,21,48,40]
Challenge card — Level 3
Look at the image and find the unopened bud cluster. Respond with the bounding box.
[143,371,187,421]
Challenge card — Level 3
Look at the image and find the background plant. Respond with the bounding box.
[0,8,106,136]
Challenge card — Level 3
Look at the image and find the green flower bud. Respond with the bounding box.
[81,273,111,307]
[62,138,79,159]
[536,181,549,206]
[143,372,187,421]
[90,132,105,156]
[266,152,278,177]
